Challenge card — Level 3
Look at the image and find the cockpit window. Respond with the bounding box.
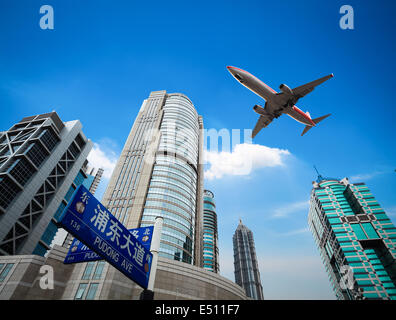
[234,74,243,82]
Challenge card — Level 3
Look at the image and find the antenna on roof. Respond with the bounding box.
[314,165,325,182]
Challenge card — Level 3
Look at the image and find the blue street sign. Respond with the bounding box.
[64,238,101,264]
[59,185,153,289]
[64,226,154,264]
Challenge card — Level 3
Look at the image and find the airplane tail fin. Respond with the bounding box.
[301,125,312,136]
[312,113,331,125]
[301,113,331,136]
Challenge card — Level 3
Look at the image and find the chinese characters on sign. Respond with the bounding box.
[64,226,154,264]
[59,185,153,289]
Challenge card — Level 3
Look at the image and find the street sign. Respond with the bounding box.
[64,238,101,264]
[64,226,154,264]
[59,185,153,289]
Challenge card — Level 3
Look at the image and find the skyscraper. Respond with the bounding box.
[100,90,204,264]
[309,175,396,300]
[87,167,104,195]
[202,189,219,273]
[233,219,264,300]
[0,112,92,256]
[63,90,206,299]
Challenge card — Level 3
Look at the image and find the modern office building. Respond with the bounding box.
[233,219,264,300]
[59,166,104,251]
[101,90,204,264]
[308,175,396,300]
[87,167,104,195]
[61,90,209,299]
[0,112,92,256]
[202,189,219,273]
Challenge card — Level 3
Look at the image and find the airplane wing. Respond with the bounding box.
[252,114,274,138]
[292,74,334,99]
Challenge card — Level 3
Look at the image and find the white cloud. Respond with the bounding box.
[204,143,290,180]
[87,141,119,179]
[385,206,396,217]
[274,227,310,236]
[271,200,310,219]
[349,171,386,183]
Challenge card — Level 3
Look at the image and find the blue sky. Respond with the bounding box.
[1,0,395,299]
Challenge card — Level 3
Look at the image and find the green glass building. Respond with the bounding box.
[202,189,219,273]
[309,176,396,300]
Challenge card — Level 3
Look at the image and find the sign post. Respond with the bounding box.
[58,185,153,289]
[140,216,163,300]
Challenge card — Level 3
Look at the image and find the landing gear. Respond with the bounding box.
[274,110,282,118]
[274,101,292,118]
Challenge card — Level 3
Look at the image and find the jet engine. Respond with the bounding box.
[253,104,266,115]
[279,84,294,95]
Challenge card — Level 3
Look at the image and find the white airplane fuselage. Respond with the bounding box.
[227,66,315,126]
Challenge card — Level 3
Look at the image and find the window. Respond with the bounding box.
[75,134,86,149]
[92,261,105,280]
[8,158,35,186]
[73,171,85,187]
[41,221,58,246]
[361,223,379,239]
[0,176,21,209]
[85,283,99,300]
[68,142,80,159]
[351,224,367,240]
[74,283,88,300]
[82,262,95,280]
[25,142,48,168]
[234,73,244,82]
[65,185,76,202]
[39,129,58,151]
[53,202,66,221]
[0,264,14,282]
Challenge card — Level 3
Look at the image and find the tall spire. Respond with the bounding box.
[314,165,325,182]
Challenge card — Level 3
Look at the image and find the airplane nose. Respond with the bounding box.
[227,66,237,76]
[227,66,245,83]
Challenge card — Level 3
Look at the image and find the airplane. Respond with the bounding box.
[227,66,334,138]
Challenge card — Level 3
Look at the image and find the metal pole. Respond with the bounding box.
[140,216,163,300]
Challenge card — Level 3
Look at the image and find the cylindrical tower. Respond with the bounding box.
[141,93,201,265]
[202,190,219,272]
[60,91,206,299]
